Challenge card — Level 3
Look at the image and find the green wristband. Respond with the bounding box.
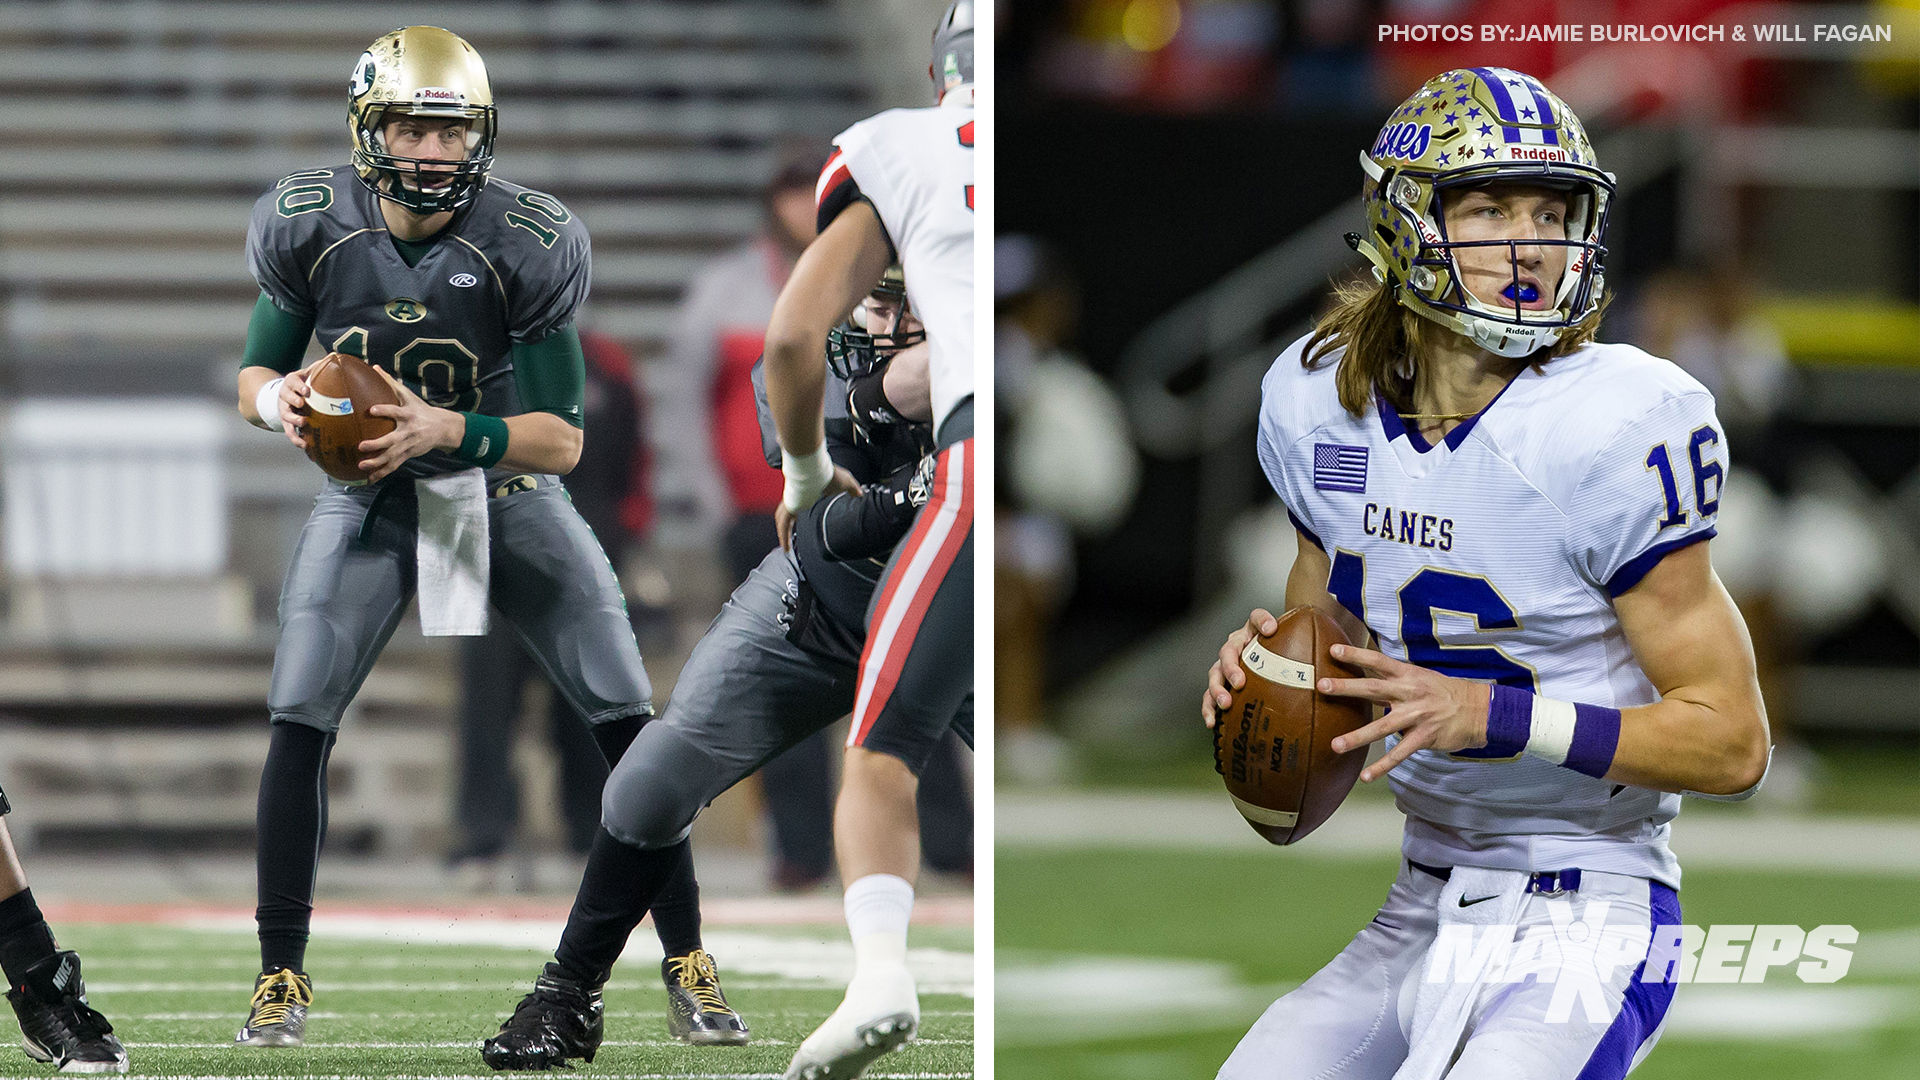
[456,413,509,469]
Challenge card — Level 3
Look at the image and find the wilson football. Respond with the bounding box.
[1213,606,1370,845]
[297,352,401,483]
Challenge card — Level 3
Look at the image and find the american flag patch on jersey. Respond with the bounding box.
[1313,444,1368,493]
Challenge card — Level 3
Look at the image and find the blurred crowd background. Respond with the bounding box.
[996,0,1920,797]
[0,0,971,900]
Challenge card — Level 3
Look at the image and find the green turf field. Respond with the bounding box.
[1,922,972,1079]
[997,849,1920,1080]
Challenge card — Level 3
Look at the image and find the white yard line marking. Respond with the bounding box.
[45,896,973,928]
[1002,949,1920,1047]
[119,1009,974,1021]
[1664,986,1920,1039]
[145,921,972,997]
[998,792,1920,875]
[125,1039,972,1049]
[115,1075,970,1080]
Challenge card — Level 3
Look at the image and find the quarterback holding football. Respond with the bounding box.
[1202,67,1771,1079]
[234,25,740,1050]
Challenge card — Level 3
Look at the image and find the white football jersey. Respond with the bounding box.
[1257,336,1728,888]
[823,96,975,432]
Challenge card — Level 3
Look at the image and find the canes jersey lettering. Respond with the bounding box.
[247,166,588,475]
[1258,336,1728,888]
[816,96,974,431]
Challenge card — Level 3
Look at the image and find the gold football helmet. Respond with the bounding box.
[1350,66,1613,359]
[348,26,496,213]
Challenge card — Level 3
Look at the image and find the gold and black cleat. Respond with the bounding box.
[663,950,749,1046]
[235,968,311,1048]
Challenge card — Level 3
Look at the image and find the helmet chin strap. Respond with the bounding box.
[1470,317,1559,358]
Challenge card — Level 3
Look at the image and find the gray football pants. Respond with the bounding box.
[601,548,863,849]
[269,475,653,732]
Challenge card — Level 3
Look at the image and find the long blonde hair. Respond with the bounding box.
[1303,276,1610,417]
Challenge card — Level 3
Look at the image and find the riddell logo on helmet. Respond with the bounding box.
[1510,147,1568,162]
[413,86,466,107]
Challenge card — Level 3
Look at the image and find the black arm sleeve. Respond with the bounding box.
[808,453,934,562]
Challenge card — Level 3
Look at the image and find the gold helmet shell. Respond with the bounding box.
[348,26,496,213]
[1350,66,1615,359]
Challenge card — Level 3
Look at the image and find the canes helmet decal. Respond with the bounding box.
[349,26,497,214]
[1349,67,1615,359]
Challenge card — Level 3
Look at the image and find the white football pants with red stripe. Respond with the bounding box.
[847,436,974,771]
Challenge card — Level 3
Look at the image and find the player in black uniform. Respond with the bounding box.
[478,271,965,1071]
[233,26,742,1049]
[0,805,127,1072]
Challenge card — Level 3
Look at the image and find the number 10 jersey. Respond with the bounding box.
[1257,336,1727,888]
[247,166,589,475]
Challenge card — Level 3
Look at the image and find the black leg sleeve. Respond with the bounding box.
[553,831,692,986]
[587,713,703,956]
[588,714,644,769]
[0,888,58,989]
[646,841,703,958]
[553,701,611,856]
[256,722,334,973]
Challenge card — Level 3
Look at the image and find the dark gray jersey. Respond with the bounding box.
[247,166,589,446]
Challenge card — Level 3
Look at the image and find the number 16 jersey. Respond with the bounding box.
[1257,336,1727,889]
[247,166,589,475]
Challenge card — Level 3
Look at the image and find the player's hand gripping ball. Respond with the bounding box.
[296,352,402,483]
[1211,607,1370,844]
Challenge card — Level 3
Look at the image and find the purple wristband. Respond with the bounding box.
[1483,684,1532,757]
[1564,702,1622,778]
[1483,685,1621,778]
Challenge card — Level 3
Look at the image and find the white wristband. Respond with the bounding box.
[1526,696,1579,766]
[253,376,288,432]
[781,443,835,513]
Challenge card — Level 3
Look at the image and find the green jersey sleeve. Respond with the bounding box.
[511,325,587,429]
[241,292,316,374]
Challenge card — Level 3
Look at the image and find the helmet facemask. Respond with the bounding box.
[355,101,495,214]
[826,273,925,380]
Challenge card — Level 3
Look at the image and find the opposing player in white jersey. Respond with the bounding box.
[1202,68,1770,1080]
[762,3,974,1077]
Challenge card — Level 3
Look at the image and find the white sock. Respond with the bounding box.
[844,873,914,974]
